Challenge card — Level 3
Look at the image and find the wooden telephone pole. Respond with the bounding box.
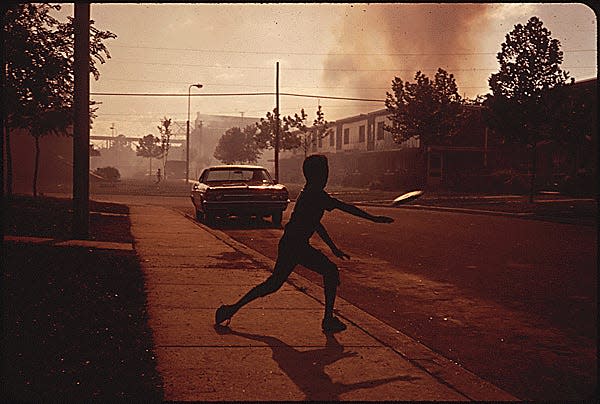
[73,3,90,238]
[274,62,280,183]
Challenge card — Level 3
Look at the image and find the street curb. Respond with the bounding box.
[181,211,519,402]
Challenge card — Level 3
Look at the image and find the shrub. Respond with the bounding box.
[94,166,121,182]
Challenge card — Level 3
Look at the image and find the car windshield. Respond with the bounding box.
[203,168,273,184]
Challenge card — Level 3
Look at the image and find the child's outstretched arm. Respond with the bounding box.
[316,223,351,260]
[336,200,394,223]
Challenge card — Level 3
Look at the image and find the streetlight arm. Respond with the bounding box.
[188,83,203,126]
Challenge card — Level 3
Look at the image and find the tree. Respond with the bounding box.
[157,117,173,179]
[284,106,333,157]
[283,109,309,156]
[384,68,464,149]
[214,125,262,164]
[136,134,164,178]
[112,134,130,151]
[484,16,571,201]
[312,105,334,148]
[94,166,120,182]
[3,3,116,196]
[254,108,301,151]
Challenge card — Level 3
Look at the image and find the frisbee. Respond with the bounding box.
[391,190,424,206]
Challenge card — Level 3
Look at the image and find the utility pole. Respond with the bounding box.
[73,2,90,239]
[274,62,280,183]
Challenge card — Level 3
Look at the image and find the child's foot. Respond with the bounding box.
[321,316,347,333]
[215,304,235,326]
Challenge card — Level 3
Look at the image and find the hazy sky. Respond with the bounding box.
[52,3,597,139]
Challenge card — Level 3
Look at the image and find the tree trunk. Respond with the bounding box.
[33,136,40,197]
[163,152,168,180]
[421,141,429,188]
[149,157,152,179]
[529,142,537,203]
[4,124,13,195]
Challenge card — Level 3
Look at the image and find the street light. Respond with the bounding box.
[187,83,203,184]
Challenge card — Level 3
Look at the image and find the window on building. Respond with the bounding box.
[343,128,349,144]
[358,125,365,142]
[329,130,335,146]
[406,136,419,148]
[377,122,385,140]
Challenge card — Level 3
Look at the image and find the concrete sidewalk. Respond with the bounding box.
[129,204,518,401]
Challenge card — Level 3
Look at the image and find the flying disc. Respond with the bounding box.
[391,190,424,206]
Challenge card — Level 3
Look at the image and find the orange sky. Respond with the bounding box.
[51,3,597,139]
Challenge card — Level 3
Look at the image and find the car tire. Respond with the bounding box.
[205,212,216,225]
[195,209,204,222]
[272,211,283,227]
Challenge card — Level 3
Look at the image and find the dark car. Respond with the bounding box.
[191,165,289,226]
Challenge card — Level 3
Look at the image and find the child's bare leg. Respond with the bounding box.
[215,254,294,325]
[231,275,285,312]
[321,269,346,333]
[300,249,339,320]
[323,268,340,319]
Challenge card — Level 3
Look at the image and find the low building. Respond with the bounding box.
[279,78,597,194]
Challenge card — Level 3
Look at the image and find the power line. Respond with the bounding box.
[112,43,597,56]
[106,58,596,72]
[94,100,411,117]
[91,91,272,97]
[282,92,383,102]
[95,74,593,90]
[99,78,396,89]
[90,91,386,102]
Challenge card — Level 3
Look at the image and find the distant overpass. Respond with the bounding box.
[90,135,184,145]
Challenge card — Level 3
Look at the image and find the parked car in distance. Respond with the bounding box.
[191,165,289,226]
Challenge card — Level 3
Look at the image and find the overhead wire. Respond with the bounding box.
[111,43,597,56]
[90,91,387,102]
[104,58,595,72]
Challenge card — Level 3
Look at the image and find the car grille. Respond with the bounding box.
[223,194,273,202]
[219,188,280,202]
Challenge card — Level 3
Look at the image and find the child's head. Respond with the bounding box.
[303,154,329,188]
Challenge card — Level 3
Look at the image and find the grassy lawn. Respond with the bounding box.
[2,196,163,401]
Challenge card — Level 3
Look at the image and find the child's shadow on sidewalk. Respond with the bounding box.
[215,325,420,401]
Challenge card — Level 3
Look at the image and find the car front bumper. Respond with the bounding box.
[201,200,289,216]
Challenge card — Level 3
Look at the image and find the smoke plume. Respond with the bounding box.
[323,4,493,103]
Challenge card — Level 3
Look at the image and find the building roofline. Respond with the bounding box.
[330,108,388,124]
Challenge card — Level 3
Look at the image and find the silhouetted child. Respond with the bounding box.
[215,154,394,333]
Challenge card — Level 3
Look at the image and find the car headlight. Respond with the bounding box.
[204,190,222,201]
